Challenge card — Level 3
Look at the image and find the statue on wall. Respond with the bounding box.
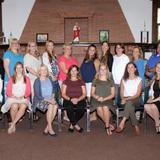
[73,22,80,43]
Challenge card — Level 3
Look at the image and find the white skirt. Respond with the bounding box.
[1,97,32,113]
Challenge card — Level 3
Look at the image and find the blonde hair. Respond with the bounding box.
[9,38,20,53]
[26,42,38,55]
[63,43,72,54]
[95,63,110,80]
[38,64,49,77]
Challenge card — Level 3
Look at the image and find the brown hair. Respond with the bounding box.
[45,40,55,63]
[114,43,125,54]
[132,46,143,61]
[67,65,81,80]
[83,44,98,62]
[13,62,26,84]
[155,62,160,80]
[123,62,139,81]
[100,41,110,64]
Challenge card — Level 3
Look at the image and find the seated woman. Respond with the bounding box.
[1,62,31,134]
[116,62,142,135]
[33,64,58,136]
[62,65,86,133]
[91,63,115,135]
[144,62,160,134]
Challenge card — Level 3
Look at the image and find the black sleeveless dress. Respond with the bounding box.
[153,80,160,111]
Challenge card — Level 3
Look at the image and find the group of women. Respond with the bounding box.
[0,38,160,136]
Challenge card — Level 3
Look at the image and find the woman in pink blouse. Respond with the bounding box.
[1,62,31,134]
[58,43,78,86]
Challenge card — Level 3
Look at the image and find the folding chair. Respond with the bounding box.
[1,108,33,130]
[57,103,91,132]
[115,92,145,127]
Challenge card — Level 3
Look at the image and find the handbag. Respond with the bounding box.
[36,100,50,112]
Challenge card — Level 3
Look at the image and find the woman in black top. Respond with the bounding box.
[144,62,160,134]
[100,41,113,72]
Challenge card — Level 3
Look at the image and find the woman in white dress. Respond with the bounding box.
[1,62,31,134]
[24,42,42,120]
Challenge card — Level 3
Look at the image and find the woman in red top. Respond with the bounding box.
[62,65,86,133]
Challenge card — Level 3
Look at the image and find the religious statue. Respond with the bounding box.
[73,22,80,43]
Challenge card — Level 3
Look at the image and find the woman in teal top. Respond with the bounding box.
[3,38,23,98]
[132,46,145,90]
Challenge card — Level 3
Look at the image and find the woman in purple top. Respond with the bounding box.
[62,65,86,133]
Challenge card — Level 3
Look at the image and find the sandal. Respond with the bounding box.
[33,114,40,122]
[155,126,160,134]
[105,127,112,135]
[109,124,115,131]
[115,127,124,133]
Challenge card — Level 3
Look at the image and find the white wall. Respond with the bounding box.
[2,0,152,43]
[2,0,35,43]
[118,0,152,43]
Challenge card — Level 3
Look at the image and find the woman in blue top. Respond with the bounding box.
[33,64,58,136]
[132,46,145,90]
[3,38,23,98]
[80,44,100,120]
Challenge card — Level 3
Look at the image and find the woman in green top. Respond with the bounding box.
[91,63,115,135]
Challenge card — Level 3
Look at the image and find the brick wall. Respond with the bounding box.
[20,0,134,44]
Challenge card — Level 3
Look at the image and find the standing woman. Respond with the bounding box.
[3,38,23,97]
[116,62,142,135]
[42,40,59,104]
[62,65,86,132]
[80,44,100,101]
[58,43,78,121]
[112,43,129,106]
[144,62,160,134]
[132,46,145,90]
[33,65,58,136]
[1,62,31,134]
[100,41,113,72]
[58,43,78,86]
[80,44,100,121]
[24,42,42,100]
[91,64,115,135]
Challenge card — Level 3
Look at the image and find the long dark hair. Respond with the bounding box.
[83,44,98,62]
[123,62,139,81]
[45,40,55,63]
[100,41,110,64]
[114,43,125,55]
[13,62,26,84]
[67,65,81,80]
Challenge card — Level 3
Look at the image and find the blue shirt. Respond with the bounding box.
[3,50,24,82]
[80,60,96,83]
[135,58,145,89]
[147,53,160,79]
[41,79,53,100]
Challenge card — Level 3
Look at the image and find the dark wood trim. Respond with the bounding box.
[152,0,158,42]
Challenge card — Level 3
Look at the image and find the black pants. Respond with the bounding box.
[63,99,86,126]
